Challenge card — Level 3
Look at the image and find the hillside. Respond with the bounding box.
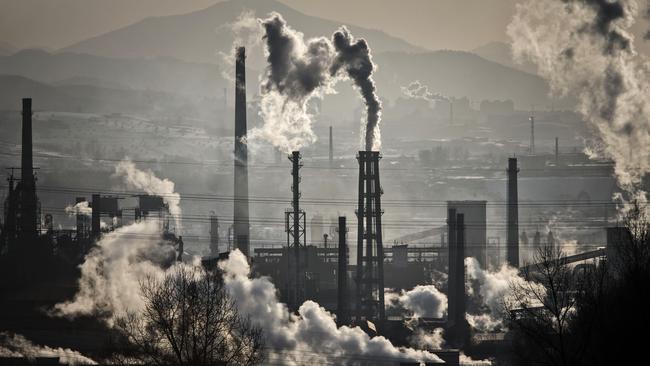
[61,0,423,66]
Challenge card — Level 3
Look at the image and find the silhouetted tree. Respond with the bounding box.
[505,245,579,366]
[506,201,650,366]
[114,266,264,366]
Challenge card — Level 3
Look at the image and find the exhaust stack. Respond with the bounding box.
[507,158,519,268]
[233,47,250,258]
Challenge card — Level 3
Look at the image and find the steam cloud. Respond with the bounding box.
[465,257,545,331]
[52,220,182,324]
[54,162,189,324]
[219,250,443,365]
[401,81,447,102]
[385,285,448,319]
[114,159,182,231]
[0,332,96,365]
[65,201,92,217]
[253,12,383,152]
[507,0,650,204]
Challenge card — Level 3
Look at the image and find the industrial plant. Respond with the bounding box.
[1,1,648,365]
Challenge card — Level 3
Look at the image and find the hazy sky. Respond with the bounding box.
[1,0,649,54]
[0,0,519,51]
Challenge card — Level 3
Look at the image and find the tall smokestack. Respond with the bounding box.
[19,98,37,238]
[507,158,519,268]
[355,151,385,323]
[234,47,250,258]
[337,216,349,325]
[529,114,535,155]
[286,151,306,309]
[447,208,458,327]
[329,126,333,167]
[555,137,559,166]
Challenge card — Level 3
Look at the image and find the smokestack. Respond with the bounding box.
[337,216,349,325]
[76,197,87,237]
[233,46,250,258]
[329,126,333,167]
[91,194,101,238]
[529,114,535,155]
[19,98,37,239]
[355,151,385,323]
[506,158,519,268]
[21,98,33,184]
[287,151,306,309]
[555,137,559,166]
[447,208,458,327]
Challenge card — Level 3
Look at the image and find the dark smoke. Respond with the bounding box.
[565,0,630,52]
[261,14,333,101]
[255,13,384,152]
[330,27,383,151]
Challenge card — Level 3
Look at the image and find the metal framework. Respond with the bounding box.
[355,151,385,324]
[286,151,306,309]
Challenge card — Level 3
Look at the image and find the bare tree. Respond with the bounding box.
[505,245,579,366]
[114,266,264,366]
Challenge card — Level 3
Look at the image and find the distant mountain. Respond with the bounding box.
[0,49,228,97]
[0,74,223,120]
[0,47,570,115]
[471,41,538,75]
[0,41,16,56]
[372,50,572,110]
[61,0,423,66]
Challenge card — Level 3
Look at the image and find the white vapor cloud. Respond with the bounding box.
[219,250,443,365]
[507,0,650,204]
[385,285,448,319]
[65,201,92,217]
[0,332,96,365]
[114,159,182,232]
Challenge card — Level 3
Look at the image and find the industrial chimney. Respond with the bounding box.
[19,98,37,239]
[337,216,349,325]
[506,158,519,268]
[233,47,250,258]
[355,151,385,324]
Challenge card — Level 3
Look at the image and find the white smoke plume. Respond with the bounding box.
[507,0,650,204]
[252,12,335,153]
[465,257,545,332]
[408,327,445,350]
[114,159,182,232]
[0,332,96,365]
[218,10,264,81]
[385,285,448,319]
[254,12,383,153]
[401,81,447,102]
[460,352,493,366]
[52,220,181,325]
[219,250,443,365]
[64,201,92,217]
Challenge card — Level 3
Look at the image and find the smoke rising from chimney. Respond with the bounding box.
[401,80,448,102]
[252,12,384,153]
[385,285,448,319]
[507,0,650,205]
[330,27,383,151]
[114,159,182,232]
[65,201,92,217]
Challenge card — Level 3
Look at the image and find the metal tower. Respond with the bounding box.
[286,151,306,309]
[355,151,385,324]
